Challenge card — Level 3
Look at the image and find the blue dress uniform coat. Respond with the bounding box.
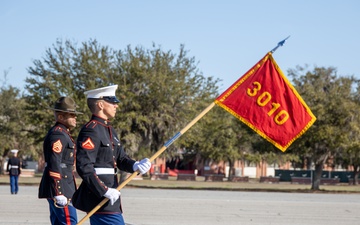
[7,155,21,194]
[7,156,21,176]
[72,115,136,213]
[38,123,77,200]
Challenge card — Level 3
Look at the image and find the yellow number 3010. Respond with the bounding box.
[247,81,289,125]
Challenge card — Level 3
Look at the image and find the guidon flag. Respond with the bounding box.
[215,52,316,152]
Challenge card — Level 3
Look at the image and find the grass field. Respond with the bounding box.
[1,175,360,193]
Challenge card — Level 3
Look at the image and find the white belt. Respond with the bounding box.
[94,168,116,175]
[9,165,19,169]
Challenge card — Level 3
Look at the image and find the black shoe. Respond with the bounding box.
[15,192,18,194]
[11,192,14,194]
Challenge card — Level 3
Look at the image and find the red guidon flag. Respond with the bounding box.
[215,52,316,151]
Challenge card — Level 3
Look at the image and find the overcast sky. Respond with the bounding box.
[1,0,359,93]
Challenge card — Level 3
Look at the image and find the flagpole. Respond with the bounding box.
[77,102,216,225]
[270,36,290,53]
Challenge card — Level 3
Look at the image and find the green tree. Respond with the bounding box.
[337,85,360,184]
[0,82,33,172]
[289,66,355,190]
[192,105,253,179]
[115,44,220,160]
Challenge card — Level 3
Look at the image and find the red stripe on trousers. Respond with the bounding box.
[64,206,71,225]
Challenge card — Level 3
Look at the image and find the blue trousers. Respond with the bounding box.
[9,175,19,194]
[90,213,125,225]
[47,199,77,225]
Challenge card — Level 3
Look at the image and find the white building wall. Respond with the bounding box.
[267,168,275,177]
[243,167,257,178]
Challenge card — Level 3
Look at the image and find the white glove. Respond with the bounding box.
[103,188,120,205]
[133,158,151,174]
[54,195,68,206]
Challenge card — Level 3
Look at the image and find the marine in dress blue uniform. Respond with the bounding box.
[38,97,83,225]
[7,149,21,194]
[72,85,151,225]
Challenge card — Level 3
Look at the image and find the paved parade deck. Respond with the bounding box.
[1,185,360,225]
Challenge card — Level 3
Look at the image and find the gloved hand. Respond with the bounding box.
[54,195,68,206]
[103,188,121,205]
[133,158,151,174]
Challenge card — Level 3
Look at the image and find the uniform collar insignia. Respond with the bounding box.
[55,122,70,131]
[91,115,111,126]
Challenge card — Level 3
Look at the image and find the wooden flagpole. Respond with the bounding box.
[77,102,216,225]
